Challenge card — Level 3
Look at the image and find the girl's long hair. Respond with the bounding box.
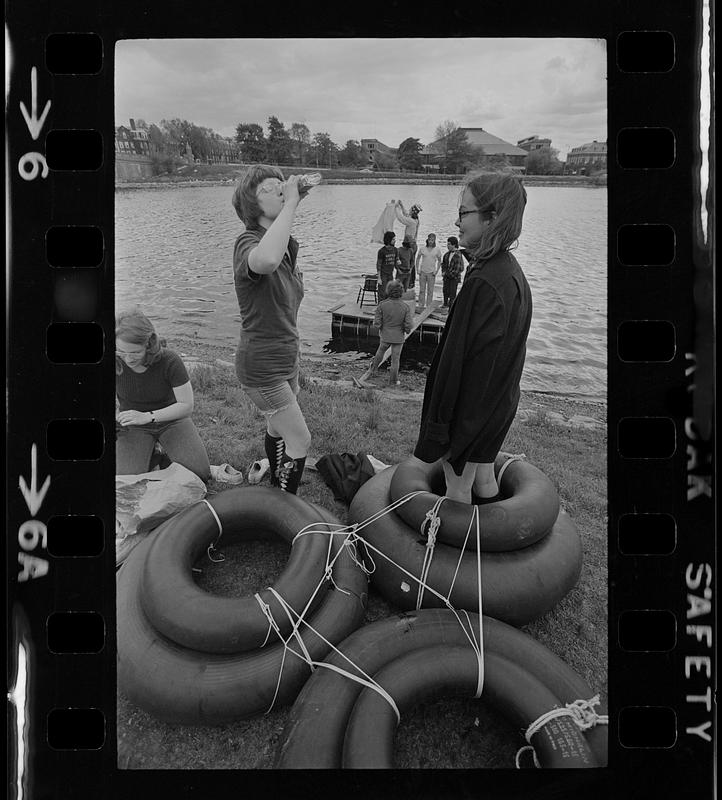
[115,307,163,375]
[464,172,527,263]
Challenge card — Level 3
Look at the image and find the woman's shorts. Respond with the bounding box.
[242,375,300,417]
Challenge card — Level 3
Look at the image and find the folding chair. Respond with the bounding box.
[356,274,379,306]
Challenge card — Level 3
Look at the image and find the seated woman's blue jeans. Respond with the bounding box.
[116,417,211,481]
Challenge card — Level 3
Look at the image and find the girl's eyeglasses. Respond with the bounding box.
[457,208,479,221]
[256,180,283,196]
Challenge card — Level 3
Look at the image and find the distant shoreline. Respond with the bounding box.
[117,175,606,190]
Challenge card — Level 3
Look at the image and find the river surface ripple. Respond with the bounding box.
[116,183,607,400]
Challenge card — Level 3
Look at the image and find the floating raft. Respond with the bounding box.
[328,293,446,344]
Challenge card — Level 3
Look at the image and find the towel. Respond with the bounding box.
[370,201,398,244]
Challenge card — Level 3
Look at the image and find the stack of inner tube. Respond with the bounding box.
[117,487,368,724]
[348,455,582,626]
[276,609,608,769]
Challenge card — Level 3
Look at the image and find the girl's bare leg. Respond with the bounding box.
[442,460,478,503]
[473,462,498,498]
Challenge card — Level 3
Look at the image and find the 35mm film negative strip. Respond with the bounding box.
[6,0,714,797]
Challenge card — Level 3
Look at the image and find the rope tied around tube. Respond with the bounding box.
[202,499,226,562]
[416,496,446,609]
[514,694,608,768]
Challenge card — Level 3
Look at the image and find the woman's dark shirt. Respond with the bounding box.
[233,224,304,387]
[414,251,533,475]
[116,349,189,412]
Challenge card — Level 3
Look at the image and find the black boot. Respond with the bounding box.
[276,456,306,494]
[264,433,286,487]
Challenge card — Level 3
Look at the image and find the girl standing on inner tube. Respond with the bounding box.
[231,166,316,494]
[409,172,532,504]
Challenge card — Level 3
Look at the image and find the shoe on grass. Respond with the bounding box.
[246,458,270,484]
[209,463,244,485]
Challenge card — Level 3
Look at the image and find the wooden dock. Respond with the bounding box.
[328,291,446,344]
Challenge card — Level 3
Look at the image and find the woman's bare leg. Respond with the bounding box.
[442,460,478,503]
[472,462,498,498]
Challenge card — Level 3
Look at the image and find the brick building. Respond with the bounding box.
[565,140,607,174]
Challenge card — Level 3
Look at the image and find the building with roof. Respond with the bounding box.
[517,135,552,152]
[565,140,607,174]
[360,138,398,169]
[421,127,528,173]
[115,118,155,157]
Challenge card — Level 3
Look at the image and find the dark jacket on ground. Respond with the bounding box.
[414,250,532,475]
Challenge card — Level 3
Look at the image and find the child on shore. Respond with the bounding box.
[356,280,412,387]
[410,172,533,503]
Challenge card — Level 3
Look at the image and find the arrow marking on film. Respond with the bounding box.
[19,67,51,141]
[19,444,51,517]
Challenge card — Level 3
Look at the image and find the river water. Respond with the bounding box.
[115,183,606,400]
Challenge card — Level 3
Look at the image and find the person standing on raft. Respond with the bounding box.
[394,200,422,287]
[409,172,532,504]
[231,165,315,494]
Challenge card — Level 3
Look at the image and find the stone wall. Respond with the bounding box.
[115,153,155,182]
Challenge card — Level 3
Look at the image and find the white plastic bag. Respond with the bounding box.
[116,462,207,540]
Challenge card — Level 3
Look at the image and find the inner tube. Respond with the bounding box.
[117,506,369,724]
[349,466,582,626]
[276,609,607,768]
[140,488,335,653]
[342,646,595,768]
[389,455,559,551]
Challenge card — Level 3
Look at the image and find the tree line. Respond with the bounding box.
[124,116,566,175]
[235,117,565,175]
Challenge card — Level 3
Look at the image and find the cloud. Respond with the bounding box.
[115,38,606,153]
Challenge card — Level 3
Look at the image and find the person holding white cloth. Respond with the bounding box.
[415,233,443,311]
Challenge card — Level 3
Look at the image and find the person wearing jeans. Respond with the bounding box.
[415,233,443,311]
[440,235,466,309]
[357,280,412,386]
[115,308,210,481]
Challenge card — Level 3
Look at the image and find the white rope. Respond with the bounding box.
[416,496,446,609]
[202,498,223,535]
[515,694,608,768]
[496,453,526,487]
[515,745,540,769]
[471,506,484,698]
[202,499,225,562]
[311,661,401,724]
[253,533,402,722]
[245,489,492,721]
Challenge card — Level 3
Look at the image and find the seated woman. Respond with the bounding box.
[115,308,211,481]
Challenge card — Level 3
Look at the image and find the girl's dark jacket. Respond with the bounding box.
[414,250,532,476]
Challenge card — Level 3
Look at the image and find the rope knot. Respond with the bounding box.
[566,694,607,731]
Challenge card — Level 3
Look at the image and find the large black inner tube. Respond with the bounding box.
[140,487,335,653]
[276,609,607,768]
[342,646,596,769]
[349,466,582,626]
[389,455,560,551]
[117,507,369,724]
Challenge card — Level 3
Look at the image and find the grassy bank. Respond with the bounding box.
[117,342,607,770]
[116,161,606,189]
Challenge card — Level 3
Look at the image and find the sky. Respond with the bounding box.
[115,38,606,158]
